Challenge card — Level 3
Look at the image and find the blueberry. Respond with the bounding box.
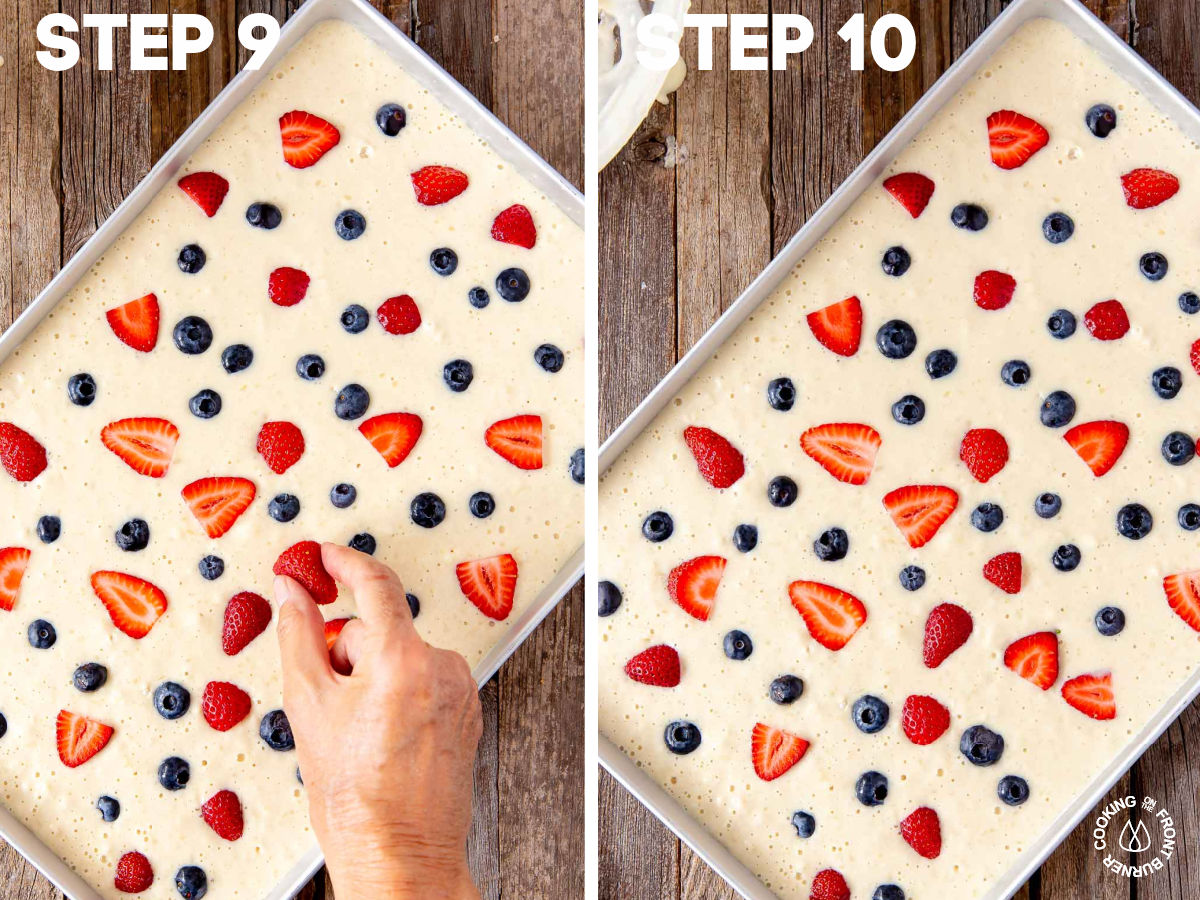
[769,675,804,705]
[340,304,370,334]
[177,243,206,274]
[1040,390,1076,428]
[1001,360,1031,387]
[469,491,495,518]
[891,394,924,425]
[36,515,60,544]
[960,724,1004,766]
[1140,251,1168,281]
[569,448,585,484]
[1053,543,1082,572]
[296,354,325,381]
[950,203,988,231]
[1085,103,1117,137]
[1116,503,1152,540]
[791,811,816,838]
[348,532,376,555]
[198,555,224,581]
[411,492,446,528]
[96,795,120,822]
[881,246,911,276]
[855,771,889,806]
[535,344,565,373]
[260,709,295,751]
[334,383,370,420]
[664,720,701,755]
[268,494,300,523]
[642,511,673,542]
[74,663,108,692]
[873,886,906,900]
[876,319,917,359]
[925,348,957,379]
[115,518,150,551]
[1178,503,1200,531]
[0,713,5,739]
[1095,606,1126,636]
[430,247,458,275]
[1179,291,1200,315]
[331,483,357,509]
[443,359,474,392]
[189,388,221,419]
[175,865,208,900]
[767,377,796,411]
[813,527,848,561]
[221,343,253,373]
[496,267,531,302]
[158,756,190,790]
[1042,212,1074,244]
[732,524,758,553]
[723,629,753,661]
[406,593,420,619]
[173,316,213,354]
[598,581,622,617]
[1047,309,1076,339]
[27,619,55,649]
[468,286,491,309]
[899,565,926,591]
[375,102,407,136]
[245,202,281,229]
[971,502,1003,532]
[334,209,366,240]
[1162,431,1195,465]
[998,775,1030,807]
[852,695,889,734]
[153,682,190,720]
[67,373,97,407]
[1034,492,1062,519]
[1152,366,1183,399]
[767,476,798,507]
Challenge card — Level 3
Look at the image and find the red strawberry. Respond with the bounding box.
[959,428,1008,483]
[90,571,167,639]
[455,553,518,621]
[0,423,48,482]
[682,426,745,489]
[411,165,469,205]
[1083,299,1130,340]
[359,412,424,468]
[800,422,881,485]
[113,851,153,893]
[667,555,726,622]
[806,296,862,357]
[485,415,543,470]
[1004,631,1059,690]
[624,645,681,687]
[325,617,354,675]
[1061,671,1116,720]
[201,789,244,841]
[750,722,809,781]
[983,551,1022,594]
[987,109,1049,169]
[1163,570,1200,632]
[279,110,340,168]
[201,681,251,732]
[973,270,1016,310]
[883,172,935,218]
[883,485,959,549]
[100,417,179,478]
[491,204,537,248]
[1121,167,1179,209]
[376,294,422,335]
[267,266,310,307]
[0,547,31,612]
[809,869,850,900]
[1063,420,1129,477]
[787,580,867,651]
[177,171,229,217]
[274,541,337,605]
[901,695,950,745]
[106,293,160,352]
[222,591,272,656]
[899,806,942,859]
[181,477,256,539]
[923,603,972,668]
[57,710,114,768]
[256,421,305,474]
[1193,338,1200,378]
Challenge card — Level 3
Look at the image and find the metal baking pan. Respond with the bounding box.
[0,0,584,897]
[597,0,1200,897]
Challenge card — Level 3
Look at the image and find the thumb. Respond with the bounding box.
[274,575,334,697]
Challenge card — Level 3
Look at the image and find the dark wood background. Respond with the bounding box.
[0,0,582,898]
[598,1,1199,898]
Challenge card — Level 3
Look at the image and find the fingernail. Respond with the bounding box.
[273,575,294,605]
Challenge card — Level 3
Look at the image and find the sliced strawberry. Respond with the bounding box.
[806,296,862,357]
[279,110,340,168]
[0,547,31,612]
[177,171,228,217]
[181,477,256,538]
[883,172,935,218]
[1163,570,1200,632]
[256,421,305,474]
[682,426,745,489]
[883,485,959,549]
[624,645,681,687]
[1121,167,1179,209]
[273,541,337,605]
[0,423,48,482]
[987,109,1049,169]
[268,266,310,307]
[901,695,950,746]
[809,870,850,900]
[787,580,867,651]
[359,412,424,468]
[1004,631,1058,690]
[667,555,726,621]
[750,722,809,781]
[455,553,518,621]
[923,603,972,668]
[56,710,114,768]
[1084,299,1130,341]
[800,422,881,485]
[960,428,1008,483]
[90,571,167,639]
[101,417,179,478]
[899,806,942,859]
[201,682,251,732]
[222,591,272,656]
[201,789,244,842]
[973,270,1016,311]
[411,165,469,205]
[325,617,354,675]
[983,551,1022,595]
[106,293,160,352]
[376,294,422,334]
[485,415,543,470]
[1193,338,1200,378]
[491,204,537,248]
[1061,671,1116,720]
[114,851,153,893]
[1063,420,1129,477]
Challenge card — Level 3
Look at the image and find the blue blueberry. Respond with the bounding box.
[873,886,905,900]
[1085,103,1117,137]
[1179,291,1200,315]
[569,448,585,484]
[173,316,213,354]
[925,348,957,379]
[950,203,988,231]
[468,287,491,309]
[769,675,804,705]
[348,532,376,555]
[411,492,446,528]
[1034,492,1062,519]
[177,243,206,274]
[891,394,924,425]
[330,483,357,509]
[535,344,565,372]
[852,695,889,734]
[1042,212,1074,244]
[1001,360,1031,387]
[960,724,1004,766]
[245,202,281,229]
[375,103,407,136]
[27,619,55,650]
[443,359,474,392]
[1178,503,1200,531]
[767,377,796,411]
[158,756,190,790]
[73,663,107,693]
[406,593,421,619]
[260,710,295,751]
[496,267,531,302]
[334,383,370,420]
[340,304,370,334]
[767,476,798,507]
[899,565,926,591]
[36,515,60,544]
[198,555,224,581]
[876,319,917,359]
[971,502,1003,532]
[642,511,673,542]
[1053,543,1082,572]
[813,527,848,561]
[791,811,816,838]
[153,682,190,720]
[664,721,701,755]
[221,343,253,373]
[1095,606,1125,636]
[598,581,622,617]
[0,713,5,739]
[188,389,221,419]
[1046,309,1076,339]
[998,775,1030,807]
[1116,503,1152,540]
[723,630,753,661]
[1152,366,1183,399]
[334,209,366,240]
[1040,390,1076,428]
[67,373,97,406]
[268,494,300,523]
[430,247,458,275]
[733,524,758,553]
[469,491,495,518]
[96,795,120,822]
[1140,251,1168,281]
[1162,431,1195,465]
[855,771,889,806]
[296,354,325,380]
[175,865,208,900]
[881,246,911,276]
[115,518,149,551]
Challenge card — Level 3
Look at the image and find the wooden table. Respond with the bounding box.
[598,2,1200,898]
[0,1,582,897]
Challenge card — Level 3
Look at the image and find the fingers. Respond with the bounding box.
[275,575,335,694]
[320,543,416,636]
[329,617,367,674]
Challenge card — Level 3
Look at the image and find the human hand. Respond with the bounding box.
[274,543,484,900]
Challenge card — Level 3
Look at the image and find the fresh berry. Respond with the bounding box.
[28,619,55,649]
[376,103,406,135]
[259,710,294,751]
[733,523,757,552]
[800,422,881,485]
[1040,390,1076,428]
[158,756,190,790]
[813,527,849,562]
[668,556,726,621]
[325,617,353,674]
[664,721,701,755]
[411,165,469,205]
[410,492,445,529]
[485,414,542,470]
[883,485,958,548]
[770,675,804,704]
[96,795,119,821]
[256,421,305,475]
[292,354,325,381]
[90,571,167,638]
[496,267,531,302]
[902,695,950,745]
[983,552,1022,595]
[971,502,1003,532]
[598,581,622,617]
[114,851,153,893]
[429,247,458,275]
[279,110,340,168]
[767,475,798,506]
[899,565,925,591]
[1179,503,1200,531]
[1042,211,1074,243]
[201,682,251,732]
[0,423,48,482]
[1052,543,1082,572]
[876,319,917,357]
[1046,308,1076,339]
[201,789,244,841]
[1162,430,1196,466]
[57,710,114,768]
[355,412,423,469]
[245,202,282,229]
[810,869,850,900]
[469,491,495,518]
[221,343,254,373]
[268,266,310,307]
[1083,299,1130,340]
[534,344,565,373]
[468,286,490,308]
[1034,492,1062,518]
[455,553,518,620]
[973,270,1016,310]
[67,372,97,406]
[1004,631,1058,690]
[624,645,681,687]
[115,518,149,551]
[182,477,256,539]
[873,886,905,900]
[925,348,957,378]
[172,316,213,354]
[998,775,1030,807]
[960,428,1008,483]
[153,681,190,720]
[960,724,1004,765]
[188,389,222,419]
[766,377,795,411]
[882,172,934,218]
[570,447,585,484]
[806,296,862,357]
[856,770,889,806]
[222,591,272,655]
[851,695,889,734]
[36,515,60,544]
[723,629,753,661]
[443,359,473,392]
[1152,366,1182,399]
[1061,672,1116,720]
[923,603,972,668]
[340,304,370,334]
[750,722,808,781]
[331,483,357,508]
[1140,251,1169,281]
[198,555,224,581]
[492,204,537,248]
[376,295,421,334]
[642,511,674,542]
[335,383,371,420]
[175,866,207,900]
[1062,420,1129,477]
[1001,359,1031,387]
[334,209,366,240]
[881,246,911,277]
[1086,103,1117,137]
[177,244,206,274]
[1116,502,1153,539]
[899,807,942,859]
[177,171,228,217]
[101,418,179,478]
[1095,606,1126,636]
[787,580,866,651]
[891,394,924,425]
[1193,338,1200,377]
[1180,291,1200,314]
[274,542,337,605]
[1121,167,1179,209]
[791,810,816,838]
[683,426,745,489]
[1163,570,1200,632]
[987,109,1049,169]
[950,202,988,231]
[73,663,107,693]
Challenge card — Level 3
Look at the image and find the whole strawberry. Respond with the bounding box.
[257,421,305,474]
[983,551,1022,594]
[1121,167,1179,209]
[0,422,48,482]
[960,428,1009,483]
[683,426,745,489]
[222,591,272,656]
[411,165,469,205]
[973,270,1016,310]
[376,295,422,335]
[201,789,244,841]
[274,541,337,604]
[624,645,681,687]
[1083,299,1130,340]
[202,681,252,732]
[809,868,850,900]
[901,694,951,745]
[114,851,154,893]
[900,806,943,859]
[268,266,310,307]
[883,172,935,218]
[923,603,973,668]
[492,204,537,248]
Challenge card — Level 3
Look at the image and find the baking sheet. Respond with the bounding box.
[596,0,1200,898]
[0,0,584,897]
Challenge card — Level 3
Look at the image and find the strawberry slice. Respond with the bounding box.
[667,555,726,621]
[682,426,745,489]
[923,603,972,668]
[0,423,48,483]
[0,547,31,612]
[983,551,1022,595]
[799,422,881,485]
[492,204,537,248]
[181,477,256,539]
[987,110,1049,169]
[222,591,272,656]
[899,806,942,859]
[257,421,305,474]
[1083,299,1130,340]
[1193,338,1200,378]
[1121,168,1179,209]
[787,580,867,651]
[624,645,681,687]
[411,165,470,205]
[960,428,1008,483]
[56,710,114,768]
[325,617,354,675]
[1061,671,1116,720]
[806,296,862,357]
[973,270,1016,310]
[106,293,160,352]
[750,722,809,781]
[274,541,337,605]
[101,417,179,478]
[455,553,518,621]
[901,695,950,745]
[1004,631,1058,690]
[90,571,167,638]
[268,266,310,307]
[485,415,543,470]
[201,789,244,842]
[279,110,340,168]
[810,870,850,900]
[882,485,959,548]
[1163,570,1200,632]
[177,171,229,217]
[1063,420,1129,477]
[883,172,935,218]
[359,412,423,468]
